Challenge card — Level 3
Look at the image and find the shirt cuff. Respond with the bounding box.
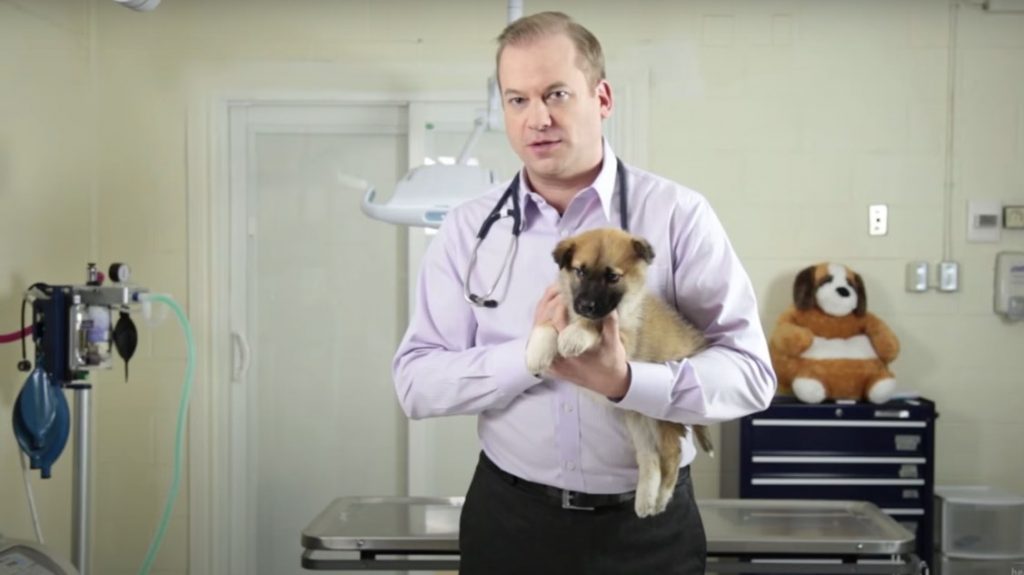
[613,359,702,420]
[487,336,544,405]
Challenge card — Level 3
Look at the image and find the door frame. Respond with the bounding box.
[185,69,649,574]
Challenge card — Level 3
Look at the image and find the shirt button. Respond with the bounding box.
[560,230,570,238]
[563,403,574,413]
[566,461,577,470]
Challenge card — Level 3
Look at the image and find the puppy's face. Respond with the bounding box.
[793,262,866,317]
[552,228,654,320]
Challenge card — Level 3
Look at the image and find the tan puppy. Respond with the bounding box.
[525,227,713,517]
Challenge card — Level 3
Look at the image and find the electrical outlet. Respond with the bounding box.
[939,261,959,292]
[869,204,888,236]
[905,261,929,292]
[1004,205,1024,229]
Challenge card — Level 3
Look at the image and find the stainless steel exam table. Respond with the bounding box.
[301,498,924,574]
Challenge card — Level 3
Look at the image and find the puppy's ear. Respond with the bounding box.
[552,239,576,270]
[793,266,817,310]
[852,272,867,316]
[632,238,654,264]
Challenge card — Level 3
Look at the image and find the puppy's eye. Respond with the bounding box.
[605,271,621,283]
[574,267,586,278]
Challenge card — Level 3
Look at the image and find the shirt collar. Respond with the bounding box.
[517,138,620,226]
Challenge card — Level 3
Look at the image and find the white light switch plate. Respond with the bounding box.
[869,204,888,236]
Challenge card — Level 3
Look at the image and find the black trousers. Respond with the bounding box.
[459,452,707,575]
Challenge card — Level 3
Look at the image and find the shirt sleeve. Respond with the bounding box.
[391,215,542,420]
[613,195,777,424]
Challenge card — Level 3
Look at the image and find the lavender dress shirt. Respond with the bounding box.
[393,140,777,495]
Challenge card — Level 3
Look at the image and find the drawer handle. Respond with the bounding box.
[874,409,910,419]
[752,419,926,428]
[751,478,926,486]
[751,456,926,464]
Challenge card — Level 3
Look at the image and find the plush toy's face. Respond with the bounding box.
[794,263,867,317]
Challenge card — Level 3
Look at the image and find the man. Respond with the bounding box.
[392,11,776,575]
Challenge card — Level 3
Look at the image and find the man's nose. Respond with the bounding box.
[527,102,552,130]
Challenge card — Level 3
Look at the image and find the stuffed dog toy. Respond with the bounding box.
[769,263,900,404]
[525,227,712,517]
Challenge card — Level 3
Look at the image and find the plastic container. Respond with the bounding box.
[935,485,1024,559]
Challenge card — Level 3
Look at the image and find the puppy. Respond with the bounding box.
[525,227,713,517]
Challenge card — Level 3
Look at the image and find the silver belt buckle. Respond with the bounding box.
[561,490,595,511]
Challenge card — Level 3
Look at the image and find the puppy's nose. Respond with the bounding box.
[575,299,597,316]
[837,287,850,297]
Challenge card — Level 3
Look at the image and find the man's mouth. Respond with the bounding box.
[528,139,561,151]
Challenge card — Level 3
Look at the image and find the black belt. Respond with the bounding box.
[480,451,688,511]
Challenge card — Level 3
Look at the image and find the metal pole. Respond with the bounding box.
[71,385,92,575]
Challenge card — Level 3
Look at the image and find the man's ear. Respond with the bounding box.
[552,239,576,269]
[632,238,654,264]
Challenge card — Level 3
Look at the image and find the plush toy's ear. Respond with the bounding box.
[852,272,867,316]
[793,266,817,310]
[552,239,576,270]
[632,238,654,264]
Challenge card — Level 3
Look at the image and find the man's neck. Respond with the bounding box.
[526,158,604,215]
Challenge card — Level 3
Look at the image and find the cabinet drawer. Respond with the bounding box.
[749,455,927,480]
[748,419,928,455]
[746,480,928,506]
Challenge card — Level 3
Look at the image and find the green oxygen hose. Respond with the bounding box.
[137,293,195,575]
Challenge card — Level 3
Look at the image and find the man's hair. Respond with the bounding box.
[495,11,606,88]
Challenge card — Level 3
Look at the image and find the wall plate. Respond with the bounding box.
[1004,205,1024,229]
[967,200,1001,242]
[869,204,888,236]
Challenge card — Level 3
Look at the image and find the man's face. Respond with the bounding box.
[498,33,612,183]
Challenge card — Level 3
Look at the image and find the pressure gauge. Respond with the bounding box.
[109,263,131,284]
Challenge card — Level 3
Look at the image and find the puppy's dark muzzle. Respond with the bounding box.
[574,298,612,320]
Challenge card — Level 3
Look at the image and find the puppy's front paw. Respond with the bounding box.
[526,325,559,375]
[557,323,600,358]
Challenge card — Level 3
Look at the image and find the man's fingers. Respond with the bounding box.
[602,311,619,337]
[552,300,569,331]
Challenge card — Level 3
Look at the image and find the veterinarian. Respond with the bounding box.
[392,11,777,575]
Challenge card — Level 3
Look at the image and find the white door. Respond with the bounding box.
[227,102,408,575]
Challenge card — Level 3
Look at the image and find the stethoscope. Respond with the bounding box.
[463,158,629,308]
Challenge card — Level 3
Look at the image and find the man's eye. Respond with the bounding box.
[507,97,526,106]
[547,90,570,101]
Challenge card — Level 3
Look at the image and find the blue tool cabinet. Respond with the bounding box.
[720,396,938,568]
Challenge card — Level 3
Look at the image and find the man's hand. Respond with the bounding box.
[530,284,631,399]
[532,284,569,331]
[550,310,631,400]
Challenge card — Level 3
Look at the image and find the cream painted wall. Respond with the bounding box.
[2,1,1023,574]
[0,0,95,566]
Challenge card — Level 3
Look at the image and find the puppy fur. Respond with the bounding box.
[525,227,713,517]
